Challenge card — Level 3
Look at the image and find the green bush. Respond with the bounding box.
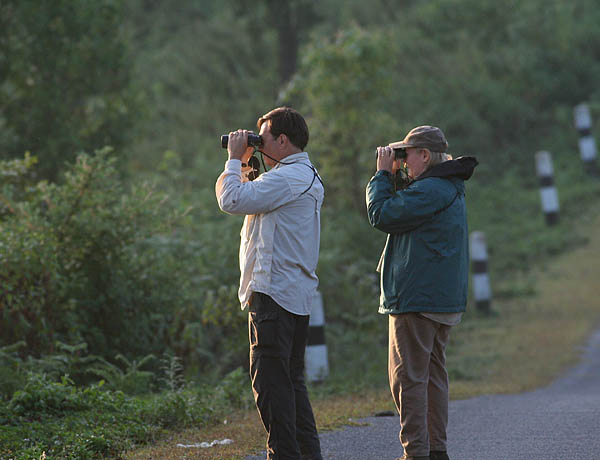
[8,374,88,417]
[138,366,253,429]
[0,376,153,460]
[0,364,254,459]
[0,151,194,370]
[86,353,156,396]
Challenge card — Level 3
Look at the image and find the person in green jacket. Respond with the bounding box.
[365,126,477,460]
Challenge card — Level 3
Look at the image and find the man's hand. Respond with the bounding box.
[228,129,255,162]
[376,146,395,173]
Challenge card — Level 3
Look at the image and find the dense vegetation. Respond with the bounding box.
[2,0,600,458]
[0,0,138,182]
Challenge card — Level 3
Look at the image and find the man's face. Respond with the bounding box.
[258,122,281,167]
[403,147,428,178]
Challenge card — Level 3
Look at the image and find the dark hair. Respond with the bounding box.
[257,107,309,150]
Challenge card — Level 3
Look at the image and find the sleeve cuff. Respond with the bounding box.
[225,159,242,172]
[375,170,393,179]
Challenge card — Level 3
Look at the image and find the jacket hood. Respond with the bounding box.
[416,156,478,181]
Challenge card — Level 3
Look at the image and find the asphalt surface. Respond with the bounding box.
[245,328,600,460]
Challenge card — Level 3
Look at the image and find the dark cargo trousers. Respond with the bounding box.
[248,292,323,460]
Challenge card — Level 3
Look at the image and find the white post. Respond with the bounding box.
[574,103,598,175]
[535,151,560,226]
[305,291,329,382]
[470,231,491,313]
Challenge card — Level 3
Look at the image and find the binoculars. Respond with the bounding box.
[393,148,407,160]
[374,148,407,160]
[221,133,263,149]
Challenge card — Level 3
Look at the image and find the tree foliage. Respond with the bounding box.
[284,26,397,211]
[289,0,600,182]
[0,0,138,181]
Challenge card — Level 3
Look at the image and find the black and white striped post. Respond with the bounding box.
[305,291,328,382]
[574,103,598,175]
[469,231,491,314]
[535,151,560,226]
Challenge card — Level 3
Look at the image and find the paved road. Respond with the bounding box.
[246,328,600,460]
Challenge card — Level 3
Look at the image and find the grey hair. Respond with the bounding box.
[425,150,447,170]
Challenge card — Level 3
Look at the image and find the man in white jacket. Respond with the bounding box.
[216,107,324,460]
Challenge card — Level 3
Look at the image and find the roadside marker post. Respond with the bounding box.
[574,103,598,176]
[306,291,329,382]
[470,231,492,314]
[535,151,560,226]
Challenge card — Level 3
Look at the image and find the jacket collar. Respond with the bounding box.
[416,156,478,181]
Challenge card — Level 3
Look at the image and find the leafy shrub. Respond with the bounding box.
[0,151,195,372]
[86,353,156,395]
[143,390,205,429]
[217,366,254,410]
[8,374,89,418]
[0,149,248,389]
[158,353,185,392]
[139,366,252,429]
[0,365,254,459]
[0,376,153,460]
[0,341,27,398]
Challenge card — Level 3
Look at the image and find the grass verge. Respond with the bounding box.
[125,205,600,460]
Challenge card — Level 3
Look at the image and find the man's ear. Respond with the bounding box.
[422,148,431,162]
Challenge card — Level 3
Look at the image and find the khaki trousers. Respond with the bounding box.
[389,313,451,457]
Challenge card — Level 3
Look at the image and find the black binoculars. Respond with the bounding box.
[393,148,407,160]
[221,133,263,149]
[374,148,407,160]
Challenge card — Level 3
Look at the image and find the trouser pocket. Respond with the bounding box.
[248,292,280,354]
[250,311,278,349]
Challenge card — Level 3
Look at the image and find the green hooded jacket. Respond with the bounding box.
[366,156,478,314]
